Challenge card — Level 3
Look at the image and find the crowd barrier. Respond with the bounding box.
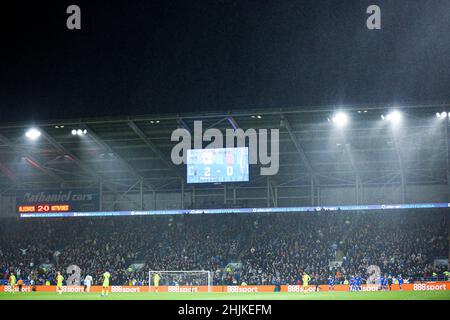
[1,282,449,293]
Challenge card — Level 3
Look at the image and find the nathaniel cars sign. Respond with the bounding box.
[17,189,99,216]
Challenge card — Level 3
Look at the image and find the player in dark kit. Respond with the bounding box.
[314,276,321,292]
[387,276,393,291]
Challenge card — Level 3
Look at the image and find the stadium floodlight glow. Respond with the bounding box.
[25,128,41,140]
[331,112,349,128]
[383,110,402,124]
[436,112,449,119]
[72,128,87,136]
[438,112,448,119]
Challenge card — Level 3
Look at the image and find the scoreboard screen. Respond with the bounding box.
[187,147,249,184]
[18,204,71,213]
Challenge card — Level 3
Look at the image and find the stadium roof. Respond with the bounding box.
[0,103,449,203]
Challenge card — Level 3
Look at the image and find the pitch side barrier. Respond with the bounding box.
[2,283,450,293]
[19,202,450,218]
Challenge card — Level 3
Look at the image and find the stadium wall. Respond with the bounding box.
[0,194,15,217]
[320,184,449,205]
[2,283,450,293]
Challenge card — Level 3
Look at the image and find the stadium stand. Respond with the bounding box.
[1,209,448,286]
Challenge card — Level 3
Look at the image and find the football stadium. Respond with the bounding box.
[2,1,450,309]
[0,106,450,301]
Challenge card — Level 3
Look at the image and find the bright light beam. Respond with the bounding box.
[25,128,41,140]
[332,112,349,128]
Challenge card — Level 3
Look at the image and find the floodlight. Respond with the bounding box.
[25,128,41,140]
[384,111,402,124]
[332,112,348,127]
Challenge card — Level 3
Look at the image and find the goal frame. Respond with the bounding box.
[148,270,212,293]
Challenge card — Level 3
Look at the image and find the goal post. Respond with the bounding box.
[148,270,212,293]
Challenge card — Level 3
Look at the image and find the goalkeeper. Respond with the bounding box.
[101,271,111,296]
[153,272,160,293]
[302,272,311,294]
[9,272,16,294]
[56,272,64,295]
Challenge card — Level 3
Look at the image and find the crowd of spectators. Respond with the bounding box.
[0,209,448,286]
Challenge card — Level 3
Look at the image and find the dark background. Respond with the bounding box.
[1,0,450,123]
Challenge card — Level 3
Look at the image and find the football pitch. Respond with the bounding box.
[1,291,450,300]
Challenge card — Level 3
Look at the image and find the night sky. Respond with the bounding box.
[2,0,450,123]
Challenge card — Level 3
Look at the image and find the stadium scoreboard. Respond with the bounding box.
[18,204,71,213]
[187,147,249,183]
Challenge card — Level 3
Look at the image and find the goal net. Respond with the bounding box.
[148,270,212,292]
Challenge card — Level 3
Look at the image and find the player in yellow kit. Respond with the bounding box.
[153,273,160,293]
[302,272,311,294]
[9,273,16,294]
[101,271,111,296]
[56,272,64,295]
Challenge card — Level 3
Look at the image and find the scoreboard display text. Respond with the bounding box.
[187,147,249,183]
[18,204,71,213]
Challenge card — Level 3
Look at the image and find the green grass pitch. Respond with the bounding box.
[1,291,450,300]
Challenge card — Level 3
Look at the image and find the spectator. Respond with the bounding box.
[0,209,448,285]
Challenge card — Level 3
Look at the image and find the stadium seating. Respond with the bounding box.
[0,209,448,286]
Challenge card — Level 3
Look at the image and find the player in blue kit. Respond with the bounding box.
[355,275,363,291]
[349,276,355,291]
[379,274,385,291]
[398,275,404,290]
[328,275,334,292]
[382,275,389,291]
